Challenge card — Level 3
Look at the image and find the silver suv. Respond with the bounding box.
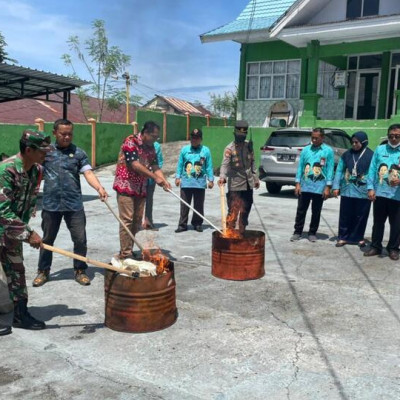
[259,128,352,194]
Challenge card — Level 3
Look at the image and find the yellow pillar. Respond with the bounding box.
[34,118,45,132]
[185,112,190,140]
[162,111,167,143]
[88,118,96,168]
[131,121,138,135]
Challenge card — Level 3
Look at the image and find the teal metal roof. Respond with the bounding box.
[201,0,296,39]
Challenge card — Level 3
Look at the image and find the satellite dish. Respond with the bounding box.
[263,101,295,128]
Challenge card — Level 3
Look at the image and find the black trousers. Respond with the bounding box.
[226,189,253,230]
[293,192,324,235]
[145,182,156,224]
[178,188,205,228]
[38,210,88,271]
[338,196,371,243]
[371,196,400,251]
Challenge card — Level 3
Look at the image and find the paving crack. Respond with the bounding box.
[269,311,304,400]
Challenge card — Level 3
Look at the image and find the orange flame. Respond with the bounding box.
[142,247,170,275]
[222,196,244,239]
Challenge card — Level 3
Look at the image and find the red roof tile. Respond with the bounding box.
[0,93,136,124]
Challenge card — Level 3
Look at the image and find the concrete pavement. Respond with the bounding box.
[1,170,399,400]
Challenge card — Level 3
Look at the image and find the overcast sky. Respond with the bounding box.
[0,0,247,105]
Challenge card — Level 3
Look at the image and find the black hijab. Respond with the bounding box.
[342,131,374,175]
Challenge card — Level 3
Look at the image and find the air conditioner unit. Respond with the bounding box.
[333,71,347,89]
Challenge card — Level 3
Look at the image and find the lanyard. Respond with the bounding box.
[351,148,367,176]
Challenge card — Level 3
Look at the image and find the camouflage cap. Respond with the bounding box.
[234,120,249,134]
[21,129,52,151]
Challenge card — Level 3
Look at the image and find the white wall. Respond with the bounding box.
[308,0,400,26]
[380,0,400,15]
[310,0,347,24]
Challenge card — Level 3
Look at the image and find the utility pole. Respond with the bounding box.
[122,72,130,124]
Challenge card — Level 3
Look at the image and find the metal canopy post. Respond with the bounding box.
[63,90,69,119]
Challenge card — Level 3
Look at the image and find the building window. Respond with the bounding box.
[317,62,339,99]
[348,54,382,70]
[246,60,300,100]
[346,0,379,19]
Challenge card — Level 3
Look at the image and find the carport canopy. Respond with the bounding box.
[0,63,89,119]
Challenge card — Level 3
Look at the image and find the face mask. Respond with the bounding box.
[388,142,400,149]
[234,133,246,143]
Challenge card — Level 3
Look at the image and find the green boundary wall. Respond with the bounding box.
[136,109,230,142]
[95,123,132,165]
[203,126,275,170]
[0,124,37,156]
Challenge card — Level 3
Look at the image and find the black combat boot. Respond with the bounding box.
[12,299,46,330]
[0,323,12,336]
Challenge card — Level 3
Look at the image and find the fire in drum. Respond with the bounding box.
[212,230,265,281]
[104,253,178,333]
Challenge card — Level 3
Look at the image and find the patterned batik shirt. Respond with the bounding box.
[42,143,92,212]
[113,134,158,197]
[0,154,43,246]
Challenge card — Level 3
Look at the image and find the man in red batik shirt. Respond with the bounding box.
[113,121,171,259]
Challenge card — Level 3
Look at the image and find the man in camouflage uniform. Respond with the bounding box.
[218,120,260,235]
[0,130,51,335]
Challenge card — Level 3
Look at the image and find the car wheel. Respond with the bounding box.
[266,182,282,194]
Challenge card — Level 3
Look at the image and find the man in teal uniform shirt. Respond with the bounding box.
[365,124,400,260]
[291,128,334,242]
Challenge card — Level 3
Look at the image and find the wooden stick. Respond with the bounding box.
[103,199,145,252]
[167,188,223,234]
[42,244,132,276]
[219,184,227,235]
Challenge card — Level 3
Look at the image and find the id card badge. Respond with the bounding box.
[352,167,357,177]
[320,157,326,167]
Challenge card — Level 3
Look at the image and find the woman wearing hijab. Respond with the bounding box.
[332,131,374,247]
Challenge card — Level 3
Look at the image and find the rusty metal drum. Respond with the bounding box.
[104,261,178,333]
[212,230,265,281]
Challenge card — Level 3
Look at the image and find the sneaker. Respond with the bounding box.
[290,234,301,241]
[175,227,187,233]
[74,270,91,286]
[194,226,203,232]
[308,235,317,242]
[33,271,49,287]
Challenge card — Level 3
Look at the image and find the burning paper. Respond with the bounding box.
[111,257,157,277]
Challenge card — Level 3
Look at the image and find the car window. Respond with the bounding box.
[324,135,335,147]
[267,132,310,147]
[332,133,350,149]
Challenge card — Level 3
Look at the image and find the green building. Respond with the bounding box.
[201,0,400,129]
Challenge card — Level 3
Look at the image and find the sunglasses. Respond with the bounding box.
[388,134,400,139]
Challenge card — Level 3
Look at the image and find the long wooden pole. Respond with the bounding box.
[103,199,145,252]
[167,188,223,234]
[219,185,227,235]
[42,244,131,276]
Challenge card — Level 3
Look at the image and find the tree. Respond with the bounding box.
[208,89,237,120]
[0,31,17,63]
[61,19,131,122]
